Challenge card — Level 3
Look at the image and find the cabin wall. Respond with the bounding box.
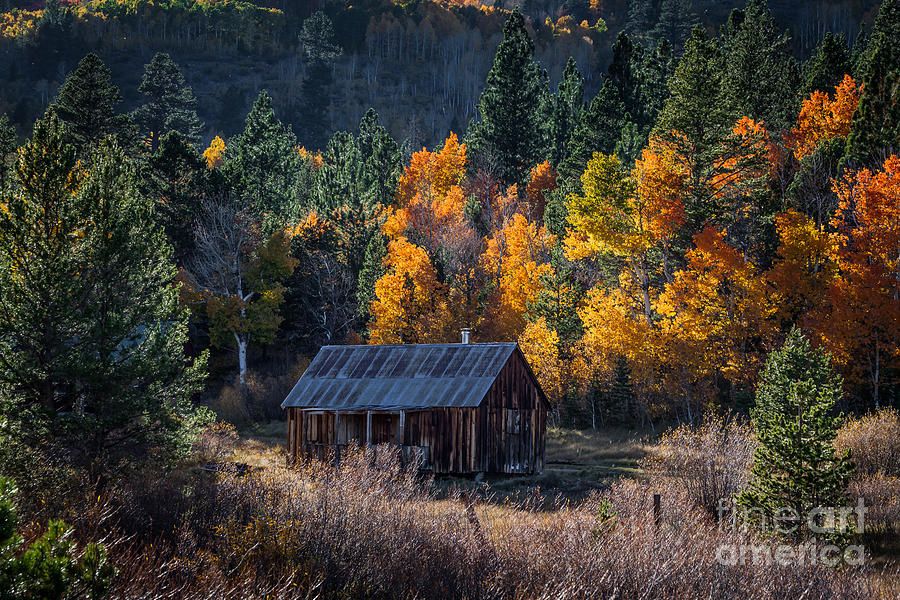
[285,351,547,475]
[477,351,546,474]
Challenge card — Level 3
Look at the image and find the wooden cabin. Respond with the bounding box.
[281,342,548,475]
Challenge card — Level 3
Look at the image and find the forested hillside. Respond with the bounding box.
[1,0,900,596]
[2,0,897,429]
[0,0,882,148]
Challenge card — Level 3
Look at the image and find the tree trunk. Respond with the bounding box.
[235,332,248,386]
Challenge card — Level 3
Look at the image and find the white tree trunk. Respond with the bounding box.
[235,332,248,386]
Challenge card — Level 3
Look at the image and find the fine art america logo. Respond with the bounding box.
[714,498,867,567]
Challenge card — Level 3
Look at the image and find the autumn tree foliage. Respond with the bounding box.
[811,156,900,407]
[789,75,860,161]
[482,213,554,341]
[367,237,451,345]
[203,135,226,169]
[370,134,479,343]
[656,226,777,408]
[183,199,297,386]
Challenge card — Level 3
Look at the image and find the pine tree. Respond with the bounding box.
[735,328,854,537]
[527,245,583,345]
[314,130,363,214]
[298,11,340,149]
[133,53,203,150]
[0,478,115,599]
[0,115,210,467]
[651,0,696,50]
[357,108,403,209]
[720,0,801,132]
[558,34,637,186]
[846,0,900,163]
[357,230,388,318]
[0,115,14,188]
[140,131,210,263]
[467,8,549,187]
[802,32,852,96]
[558,82,624,186]
[548,57,585,168]
[224,91,302,231]
[850,25,868,81]
[625,0,654,42]
[653,26,735,227]
[51,53,129,153]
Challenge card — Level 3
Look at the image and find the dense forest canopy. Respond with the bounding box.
[1,0,895,435]
[0,0,884,147]
[0,0,898,596]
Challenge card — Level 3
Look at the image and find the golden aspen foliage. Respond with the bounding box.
[657,226,778,395]
[518,317,563,405]
[767,210,838,322]
[481,213,554,341]
[368,237,451,344]
[203,135,226,169]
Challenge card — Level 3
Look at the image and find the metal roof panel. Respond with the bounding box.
[282,343,519,410]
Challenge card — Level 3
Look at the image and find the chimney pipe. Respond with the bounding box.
[460,328,471,344]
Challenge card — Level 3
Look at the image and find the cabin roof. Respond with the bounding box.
[281,343,539,411]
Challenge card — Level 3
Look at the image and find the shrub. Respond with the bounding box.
[835,409,900,476]
[210,378,251,424]
[0,478,115,599]
[643,414,756,517]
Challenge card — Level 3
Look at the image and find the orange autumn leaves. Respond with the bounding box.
[575,153,900,409]
[368,135,557,346]
[789,75,860,161]
[366,72,895,411]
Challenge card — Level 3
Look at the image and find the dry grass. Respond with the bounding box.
[39,419,896,599]
[643,415,756,517]
[836,409,900,477]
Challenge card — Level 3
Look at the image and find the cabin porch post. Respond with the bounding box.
[334,411,341,468]
[395,410,405,445]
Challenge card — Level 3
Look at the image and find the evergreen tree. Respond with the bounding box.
[850,25,869,81]
[527,245,583,345]
[720,0,801,132]
[548,57,585,168]
[357,230,387,318]
[224,91,302,231]
[638,38,676,128]
[625,0,654,42]
[560,33,673,184]
[559,34,637,185]
[653,26,735,227]
[542,187,570,238]
[467,8,549,187]
[736,328,854,537]
[651,0,696,50]
[51,53,128,153]
[801,32,852,96]
[0,115,210,468]
[0,478,115,599]
[0,115,14,188]
[141,131,210,263]
[298,11,341,149]
[356,108,403,209]
[590,356,636,427]
[846,0,900,163]
[314,130,364,213]
[558,82,624,186]
[133,53,203,150]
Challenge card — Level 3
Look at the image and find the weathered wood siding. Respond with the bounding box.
[286,349,546,475]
